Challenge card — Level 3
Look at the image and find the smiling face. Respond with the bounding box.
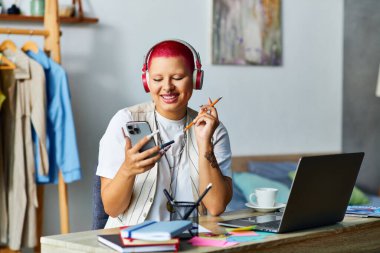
[148,56,193,120]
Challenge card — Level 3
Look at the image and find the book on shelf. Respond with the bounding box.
[346,206,380,217]
[120,220,192,241]
[97,234,179,253]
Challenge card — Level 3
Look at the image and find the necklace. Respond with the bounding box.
[153,110,187,213]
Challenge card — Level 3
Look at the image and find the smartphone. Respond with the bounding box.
[125,121,157,152]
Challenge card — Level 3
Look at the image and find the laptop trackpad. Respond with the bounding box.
[218,214,282,227]
[242,214,282,224]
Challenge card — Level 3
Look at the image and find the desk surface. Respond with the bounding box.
[41,209,380,253]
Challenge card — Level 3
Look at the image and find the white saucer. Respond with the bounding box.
[245,202,286,213]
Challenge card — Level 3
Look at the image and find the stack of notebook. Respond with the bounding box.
[97,234,179,253]
[97,220,192,252]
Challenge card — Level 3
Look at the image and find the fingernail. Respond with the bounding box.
[121,128,127,138]
[159,145,171,155]
[147,129,159,139]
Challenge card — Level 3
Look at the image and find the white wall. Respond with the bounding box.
[1,0,343,236]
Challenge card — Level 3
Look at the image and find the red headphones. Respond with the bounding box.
[141,39,204,93]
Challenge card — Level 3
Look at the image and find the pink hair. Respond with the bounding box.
[147,40,195,72]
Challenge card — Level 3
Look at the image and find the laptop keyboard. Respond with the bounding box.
[257,220,281,231]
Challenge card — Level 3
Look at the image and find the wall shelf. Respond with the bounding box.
[0,14,98,24]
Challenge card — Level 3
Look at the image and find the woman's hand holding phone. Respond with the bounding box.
[122,134,162,177]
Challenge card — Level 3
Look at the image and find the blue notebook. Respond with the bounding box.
[120,220,192,241]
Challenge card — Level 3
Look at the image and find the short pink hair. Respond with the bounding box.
[148,40,195,72]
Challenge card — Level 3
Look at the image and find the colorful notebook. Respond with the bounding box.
[120,220,192,241]
[98,234,179,252]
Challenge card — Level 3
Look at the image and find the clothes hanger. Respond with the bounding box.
[0,53,16,70]
[22,41,39,53]
[0,39,18,53]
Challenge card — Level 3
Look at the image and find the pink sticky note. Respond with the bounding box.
[229,231,258,236]
[189,237,238,247]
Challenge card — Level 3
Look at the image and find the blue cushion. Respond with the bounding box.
[368,195,380,206]
[92,174,109,230]
[233,172,290,204]
[248,161,297,188]
[226,180,247,211]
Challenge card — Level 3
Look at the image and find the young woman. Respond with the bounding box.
[96,39,232,228]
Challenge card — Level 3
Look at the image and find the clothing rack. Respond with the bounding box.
[0,0,70,246]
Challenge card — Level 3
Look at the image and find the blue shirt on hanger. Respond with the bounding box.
[27,49,81,184]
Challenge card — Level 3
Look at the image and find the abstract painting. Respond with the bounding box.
[212,0,282,66]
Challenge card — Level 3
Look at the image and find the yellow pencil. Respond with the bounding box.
[183,97,222,132]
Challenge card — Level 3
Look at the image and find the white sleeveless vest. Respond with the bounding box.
[105,102,205,228]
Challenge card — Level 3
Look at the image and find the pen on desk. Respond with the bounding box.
[230,225,257,232]
[184,97,222,132]
[183,183,213,219]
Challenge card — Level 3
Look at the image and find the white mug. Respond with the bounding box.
[249,188,278,207]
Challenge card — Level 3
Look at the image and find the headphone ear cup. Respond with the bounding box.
[142,71,150,93]
[193,69,204,90]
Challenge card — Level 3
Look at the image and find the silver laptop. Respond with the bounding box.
[218,152,364,233]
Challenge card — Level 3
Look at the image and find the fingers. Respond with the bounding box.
[195,112,219,127]
[207,105,218,118]
[196,105,218,123]
[199,104,218,118]
[124,136,132,150]
[130,135,154,153]
[135,145,160,161]
[130,146,169,174]
[121,127,128,138]
[125,145,163,175]
[136,153,162,169]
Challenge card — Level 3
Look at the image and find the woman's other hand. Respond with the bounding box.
[193,104,219,149]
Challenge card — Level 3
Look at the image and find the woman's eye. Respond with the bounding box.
[153,79,162,82]
[173,76,183,81]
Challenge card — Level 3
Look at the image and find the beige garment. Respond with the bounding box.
[2,49,48,250]
[105,102,205,228]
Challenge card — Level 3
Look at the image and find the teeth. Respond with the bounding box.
[162,94,177,99]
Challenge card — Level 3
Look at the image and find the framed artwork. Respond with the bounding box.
[212,0,282,66]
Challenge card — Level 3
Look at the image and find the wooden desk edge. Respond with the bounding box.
[40,213,380,253]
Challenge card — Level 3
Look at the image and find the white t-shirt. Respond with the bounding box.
[96,108,232,222]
